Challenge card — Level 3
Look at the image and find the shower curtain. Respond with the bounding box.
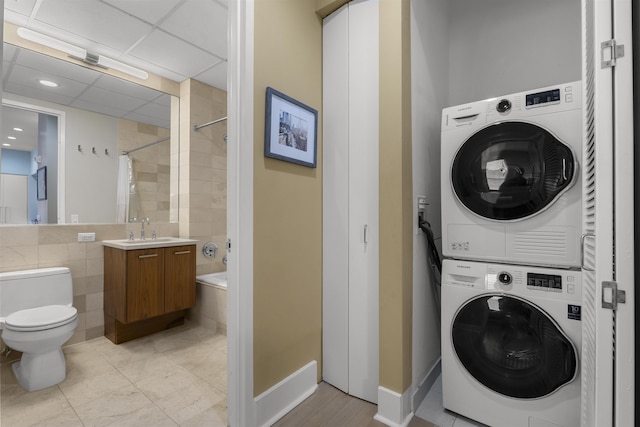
[115,154,132,223]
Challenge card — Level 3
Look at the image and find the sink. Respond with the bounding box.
[102,237,198,250]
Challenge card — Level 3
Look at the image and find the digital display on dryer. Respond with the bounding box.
[527,273,562,291]
[525,89,560,107]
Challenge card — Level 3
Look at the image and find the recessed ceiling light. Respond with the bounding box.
[39,79,59,87]
[13,127,23,132]
[2,143,11,147]
[7,136,16,140]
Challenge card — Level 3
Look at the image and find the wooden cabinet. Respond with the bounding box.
[104,244,196,344]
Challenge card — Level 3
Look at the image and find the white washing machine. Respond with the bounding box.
[441,259,581,427]
[441,82,582,268]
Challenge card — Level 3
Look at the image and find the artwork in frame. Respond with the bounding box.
[37,166,47,201]
[264,87,318,168]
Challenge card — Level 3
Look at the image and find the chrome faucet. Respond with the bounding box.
[140,217,150,240]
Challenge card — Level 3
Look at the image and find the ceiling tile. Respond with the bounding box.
[101,0,184,25]
[194,60,227,90]
[4,80,77,106]
[34,0,153,52]
[15,48,102,85]
[4,0,38,18]
[92,74,167,102]
[75,85,150,113]
[6,63,89,97]
[129,29,219,78]
[160,0,227,58]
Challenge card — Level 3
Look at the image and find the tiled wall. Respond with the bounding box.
[180,79,228,276]
[117,119,173,224]
[0,222,178,362]
[191,284,227,334]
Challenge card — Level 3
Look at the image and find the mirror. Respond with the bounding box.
[1,43,179,225]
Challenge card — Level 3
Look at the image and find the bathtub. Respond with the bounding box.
[191,272,227,333]
[196,272,227,290]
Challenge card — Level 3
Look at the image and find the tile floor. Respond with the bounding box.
[0,320,487,427]
[0,322,227,427]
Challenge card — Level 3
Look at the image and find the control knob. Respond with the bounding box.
[498,272,512,285]
[496,99,512,113]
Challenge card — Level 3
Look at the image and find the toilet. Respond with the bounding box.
[0,267,78,392]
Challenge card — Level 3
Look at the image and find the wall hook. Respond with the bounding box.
[105,148,110,155]
[77,145,82,152]
[92,147,97,154]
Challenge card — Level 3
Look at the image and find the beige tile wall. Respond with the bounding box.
[117,119,172,224]
[181,80,228,277]
[0,222,179,362]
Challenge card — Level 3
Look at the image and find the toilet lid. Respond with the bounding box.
[5,305,78,331]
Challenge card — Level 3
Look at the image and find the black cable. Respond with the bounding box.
[419,218,442,276]
[419,217,442,333]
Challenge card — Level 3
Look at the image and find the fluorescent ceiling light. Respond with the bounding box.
[39,79,59,87]
[17,27,86,59]
[7,136,16,140]
[2,143,11,147]
[13,127,23,132]
[17,27,149,80]
[96,55,149,80]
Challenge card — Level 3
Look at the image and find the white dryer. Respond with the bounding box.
[441,82,582,268]
[441,259,581,427]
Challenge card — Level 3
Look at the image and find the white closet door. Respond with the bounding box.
[322,3,350,394]
[322,0,379,404]
[581,0,634,425]
[347,0,379,404]
[0,174,28,224]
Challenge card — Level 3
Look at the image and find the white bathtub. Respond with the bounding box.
[192,272,227,333]
[196,272,227,290]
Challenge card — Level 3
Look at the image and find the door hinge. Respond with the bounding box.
[602,281,626,311]
[601,39,625,68]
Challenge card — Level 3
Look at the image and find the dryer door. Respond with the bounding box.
[451,294,577,399]
[451,121,576,221]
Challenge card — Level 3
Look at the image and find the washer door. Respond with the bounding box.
[451,294,577,399]
[451,121,576,220]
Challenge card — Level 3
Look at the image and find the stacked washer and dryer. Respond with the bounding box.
[439,82,583,427]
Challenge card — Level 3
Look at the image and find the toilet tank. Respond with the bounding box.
[0,267,73,321]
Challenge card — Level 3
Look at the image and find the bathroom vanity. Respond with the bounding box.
[102,238,198,344]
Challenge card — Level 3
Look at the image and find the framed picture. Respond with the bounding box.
[37,166,47,201]
[264,87,318,168]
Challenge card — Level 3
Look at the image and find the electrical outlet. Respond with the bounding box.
[77,232,95,242]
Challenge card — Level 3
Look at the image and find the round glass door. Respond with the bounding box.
[451,121,576,221]
[451,294,577,399]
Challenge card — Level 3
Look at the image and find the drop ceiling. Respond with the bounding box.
[2,0,228,152]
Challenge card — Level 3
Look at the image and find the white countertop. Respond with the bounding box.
[102,237,198,250]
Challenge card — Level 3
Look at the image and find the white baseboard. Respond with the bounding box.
[374,385,413,427]
[412,358,441,411]
[254,360,318,427]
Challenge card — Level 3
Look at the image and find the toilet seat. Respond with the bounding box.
[5,305,78,332]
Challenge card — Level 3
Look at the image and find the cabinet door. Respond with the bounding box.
[164,245,196,312]
[126,248,164,322]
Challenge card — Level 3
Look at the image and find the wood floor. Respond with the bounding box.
[272,382,436,427]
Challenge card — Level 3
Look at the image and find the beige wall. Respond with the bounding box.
[253,0,323,396]
[179,79,228,276]
[379,0,413,394]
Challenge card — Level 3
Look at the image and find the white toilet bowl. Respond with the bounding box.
[2,305,78,392]
[0,267,78,392]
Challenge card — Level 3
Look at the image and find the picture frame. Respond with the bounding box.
[264,87,318,168]
[37,166,47,201]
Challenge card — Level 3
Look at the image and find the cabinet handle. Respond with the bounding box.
[174,250,191,255]
[138,254,158,259]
